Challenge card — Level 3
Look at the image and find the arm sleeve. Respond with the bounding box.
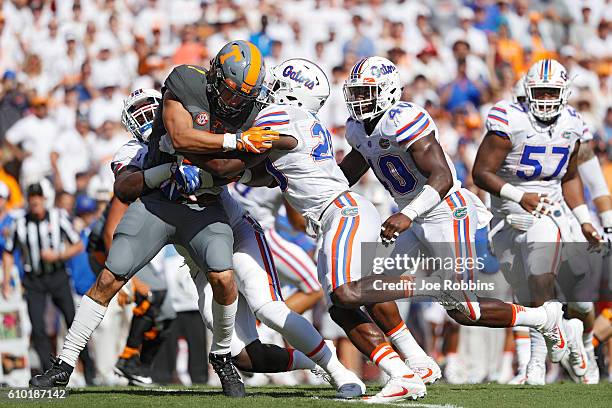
[578,156,610,200]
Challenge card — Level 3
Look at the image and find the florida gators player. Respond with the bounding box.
[230,185,323,314]
[331,57,579,381]
[510,74,610,385]
[472,59,602,384]
[244,58,440,403]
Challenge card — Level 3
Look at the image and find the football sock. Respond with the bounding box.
[529,328,547,363]
[287,348,317,370]
[510,304,547,328]
[513,327,531,376]
[60,296,107,368]
[583,328,595,356]
[371,342,413,378]
[256,301,344,375]
[386,321,428,365]
[210,298,237,355]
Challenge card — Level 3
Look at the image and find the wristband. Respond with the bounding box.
[600,210,612,230]
[400,185,441,220]
[223,133,237,151]
[572,204,592,225]
[237,169,252,184]
[499,183,525,203]
[143,163,173,189]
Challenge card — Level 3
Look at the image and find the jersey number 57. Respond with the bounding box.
[517,145,570,181]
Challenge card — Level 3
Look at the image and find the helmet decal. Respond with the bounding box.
[243,42,263,94]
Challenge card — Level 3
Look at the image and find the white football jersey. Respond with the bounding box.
[257,105,350,220]
[345,101,461,212]
[110,139,245,225]
[111,139,148,176]
[485,100,583,216]
[229,184,283,230]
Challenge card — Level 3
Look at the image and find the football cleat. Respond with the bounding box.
[362,374,426,403]
[30,356,73,387]
[525,359,546,385]
[311,367,365,399]
[209,352,245,398]
[407,356,442,385]
[583,350,599,384]
[538,302,568,363]
[114,356,154,387]
[564,319,588,378]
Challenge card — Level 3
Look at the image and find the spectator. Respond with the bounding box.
[342,14,375,59]
[440,58,484,112]
[4,95,58,187]
[446,7,488,58]
[172,25,207,66]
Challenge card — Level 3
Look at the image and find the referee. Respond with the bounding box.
[2,183,95,381]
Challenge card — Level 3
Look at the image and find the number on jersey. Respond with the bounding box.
[311,122,334,161]
[517,145,570,181]
[368,155,418,194]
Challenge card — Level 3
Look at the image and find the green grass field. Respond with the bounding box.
[3,383,612,408]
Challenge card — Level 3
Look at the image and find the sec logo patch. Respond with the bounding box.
[379,138,390,149]
[453,207,468,220]
[195,111,209,126]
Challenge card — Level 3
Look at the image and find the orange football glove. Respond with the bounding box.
[235,127,280,153]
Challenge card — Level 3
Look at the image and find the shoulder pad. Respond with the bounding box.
[253,105,292,128]
[383,102,435,148]
[485,100,510,137]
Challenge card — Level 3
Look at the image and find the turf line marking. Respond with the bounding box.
[330,397,462,408]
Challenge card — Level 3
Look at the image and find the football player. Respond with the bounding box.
[510,74,612,384]
[472,59,602,384]
[330,57,578,382]
[243,58,441,403]
[81,88,365,396]
[30,41,278,397]
[230,184,323,314]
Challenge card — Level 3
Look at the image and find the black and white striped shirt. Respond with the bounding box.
[4,208,80,275]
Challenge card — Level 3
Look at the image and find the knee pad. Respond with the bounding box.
[254,301,291,332]
[328,304,371,328]
[568,301,594,315]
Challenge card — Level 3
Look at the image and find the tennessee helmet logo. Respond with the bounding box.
[219,42,262,94]
[220,44,243,64]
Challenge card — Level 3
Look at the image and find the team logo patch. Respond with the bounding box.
[452,207,468,220]
[562,131,572,139]
[341,207,359,217]
[379,138,390,149]
[195,112,209,126]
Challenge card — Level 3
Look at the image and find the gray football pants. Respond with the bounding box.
[106,191,234,281]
